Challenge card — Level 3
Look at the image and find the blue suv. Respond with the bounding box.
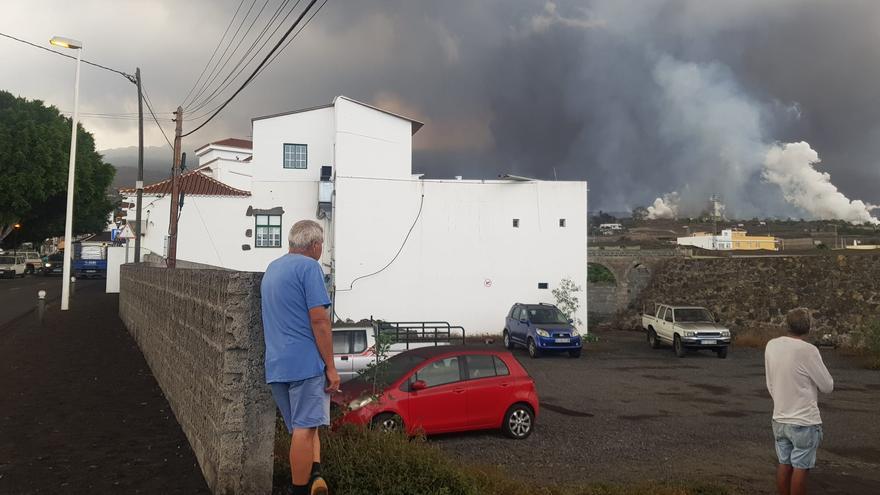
[504,303,582,358]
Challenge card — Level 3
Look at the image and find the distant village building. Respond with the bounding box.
[676,229,779,251]
[120,96,588,332]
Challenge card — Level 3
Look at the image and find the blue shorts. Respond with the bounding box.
[772,420,823,469]
[270,375,330,432]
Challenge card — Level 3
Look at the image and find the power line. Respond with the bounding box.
[0,31,134,81]
[182,0,323,138]
[186,0,297,114]
[142,85,175,150]
[180,0,248,109]
[185,0,261,110]
[254,0,328,81]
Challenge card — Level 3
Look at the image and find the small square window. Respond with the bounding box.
[283,143,307,169]
[538,282,548,289]
[512,219,520,228]
[559,218,566,227]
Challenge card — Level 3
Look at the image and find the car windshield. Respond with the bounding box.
[527,307,569,324]
[674,308,715,323]
[347,352,427,388]
[0,256,17,264]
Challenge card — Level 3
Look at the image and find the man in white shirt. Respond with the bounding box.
[765,308,834,495]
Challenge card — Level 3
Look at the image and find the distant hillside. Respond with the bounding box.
[101,145,194,189]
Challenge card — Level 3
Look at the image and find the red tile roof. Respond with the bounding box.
[195,138,252,153]
[119,170,250,197]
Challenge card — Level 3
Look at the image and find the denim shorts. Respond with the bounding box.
[772,420,823,469]
[271,375,330,432]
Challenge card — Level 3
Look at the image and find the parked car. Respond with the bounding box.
[503,303,582,358]
[41,253,65,276]
[0,255,27,279]
[334,346,539,439]
[641,303,731,358]
[333,322,466,383]
[18,251,42,275]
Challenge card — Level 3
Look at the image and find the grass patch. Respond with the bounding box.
[848,320,880,369]
[733,323,786,349]
[273,418,733,495]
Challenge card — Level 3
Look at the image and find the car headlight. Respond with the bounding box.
[536,329,550,337]
[45,263,52,268]
[348,396,374,411]
[570,329,579,337]
[685,331,696,337]
[721,330,730,337]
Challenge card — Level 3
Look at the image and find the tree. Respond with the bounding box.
[552,278,583,326]
[0,91,115,246]
[632,206,649,221]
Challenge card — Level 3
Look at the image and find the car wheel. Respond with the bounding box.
[371,413,404,434]
[25,265,34,275]
[716,347,729,359]
[527,338,540,359]
[503,330,515,350]
[502,403,534,439]
[569,349,581,358]
[673,335,686,358]
[648,329,660,349]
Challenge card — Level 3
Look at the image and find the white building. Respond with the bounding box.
[121,96,588,333]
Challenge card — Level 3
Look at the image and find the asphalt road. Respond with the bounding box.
[0,275,103,328]
[435,329,880,494]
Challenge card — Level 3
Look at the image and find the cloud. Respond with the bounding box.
[646,192,679,220]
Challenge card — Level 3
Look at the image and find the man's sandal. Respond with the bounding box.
[309,475,329,495]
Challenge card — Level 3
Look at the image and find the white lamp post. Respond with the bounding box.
[51,35,83,311]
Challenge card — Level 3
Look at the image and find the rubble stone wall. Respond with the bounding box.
[119,265,273,495]
[633,253,880,339]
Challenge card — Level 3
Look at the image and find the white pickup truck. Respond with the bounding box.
[332,321,466,382]
[641,304,731,358]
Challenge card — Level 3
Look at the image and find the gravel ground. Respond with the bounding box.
[434,329,880,494]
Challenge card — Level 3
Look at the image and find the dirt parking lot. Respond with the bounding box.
[435,329,880,494]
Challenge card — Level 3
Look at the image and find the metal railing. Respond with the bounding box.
[373,320,467,349]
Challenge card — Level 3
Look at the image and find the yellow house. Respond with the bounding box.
[677,229,778,251]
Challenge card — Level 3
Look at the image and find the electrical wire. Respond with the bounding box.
[252,0,328,81]
[186,0,298,114]
[185,0,261,110]
[0,31,134,81]
[336,192,425,292]
[142,85,175,150]
[181,0,322,138]
[180,0,248,109]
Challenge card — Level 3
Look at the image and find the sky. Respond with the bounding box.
[2,0,879,220]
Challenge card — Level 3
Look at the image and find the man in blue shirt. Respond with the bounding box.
[262,219,338,495]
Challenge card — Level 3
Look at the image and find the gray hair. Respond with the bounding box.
[289,220,324,250]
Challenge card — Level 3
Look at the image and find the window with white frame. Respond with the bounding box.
[283,143,307,169]
[255,214,282,247]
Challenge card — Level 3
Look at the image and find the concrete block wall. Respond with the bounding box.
[119,265,274,495]
[587,283,618,317]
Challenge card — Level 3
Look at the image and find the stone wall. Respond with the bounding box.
[633,253,880,338]
[587,283,617,317]
[119,265,274,495]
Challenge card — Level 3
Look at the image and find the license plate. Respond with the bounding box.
[555,338,571,343]
[701,340,717,345]
[86,270,96,273]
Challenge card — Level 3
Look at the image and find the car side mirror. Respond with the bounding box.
[568,318,574,324]
[715,317,721,323]
[520,318,528,324]
[411,380,427,391]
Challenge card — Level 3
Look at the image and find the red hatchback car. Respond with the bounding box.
[333,346,539,439]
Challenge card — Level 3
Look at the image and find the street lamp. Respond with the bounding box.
[13,223,20,257]
[51,35,83,311]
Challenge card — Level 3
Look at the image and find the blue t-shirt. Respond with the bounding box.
[261,254,331,383]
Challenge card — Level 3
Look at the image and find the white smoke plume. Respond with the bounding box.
[646,192,680,219]
[763,142,879,225]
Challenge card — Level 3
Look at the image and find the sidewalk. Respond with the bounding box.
[0,281,210,494]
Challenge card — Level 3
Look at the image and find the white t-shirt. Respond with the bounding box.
[765,336,834,426]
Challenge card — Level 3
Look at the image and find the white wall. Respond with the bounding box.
[333,177,588,335]
[252,107,334,182]
[334,97,413,180]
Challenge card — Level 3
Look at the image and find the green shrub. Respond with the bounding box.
[857,319,880,369]
[274,420,733,495]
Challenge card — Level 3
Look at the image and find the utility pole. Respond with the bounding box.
[133,68,144,263]
[167,106,183,268]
